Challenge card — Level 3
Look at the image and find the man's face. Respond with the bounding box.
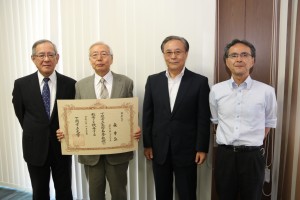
[163,39,188,74]
[31,42,59,77]
[225,43,254,78]
[89,44,113,77]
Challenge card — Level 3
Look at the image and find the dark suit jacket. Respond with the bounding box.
[143,68,211,166]
[12,71,76,166]
[76,72,134,166]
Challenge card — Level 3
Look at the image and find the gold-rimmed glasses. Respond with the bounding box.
[90,51,111,59]
[34,53,56,60]
[164,50,185,57]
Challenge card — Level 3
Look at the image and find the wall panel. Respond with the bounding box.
[216,1,277,199]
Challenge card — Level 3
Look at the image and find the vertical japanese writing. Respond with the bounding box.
[100,112,106,145]
[109,124,112,142]
[91,113,96,136]
[114,131,118,141]
[120,111,123,122]
[85,116,88,135]
[75,117,80,137]
[113,122,118,141]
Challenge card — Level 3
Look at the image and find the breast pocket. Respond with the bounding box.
[246,104,264,121]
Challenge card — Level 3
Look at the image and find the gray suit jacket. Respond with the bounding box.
[76,72,134,166]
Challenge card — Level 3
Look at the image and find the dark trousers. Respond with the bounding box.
[215,145,265,200]
[27,144,73,200]
[152,150,197,200]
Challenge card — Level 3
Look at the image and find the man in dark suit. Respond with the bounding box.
[143,36,211,200]
[57,41,140,200]
[12,39,75,199]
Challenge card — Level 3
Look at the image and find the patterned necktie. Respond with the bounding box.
[42,78,51,119]
[100,78,108,99]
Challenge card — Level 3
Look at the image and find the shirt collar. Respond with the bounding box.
[38,71,57,84]
[95,70,113,85]
[165,67,185,79]
[229,76,252,89]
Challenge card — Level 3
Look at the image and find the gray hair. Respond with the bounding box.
[31,39,58,56]
[89,41,113,56]
[160,36,189,53]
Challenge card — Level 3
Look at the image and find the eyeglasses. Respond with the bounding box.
[34,53,56,60]
[90,51,111,59]
[164,50,185,57]
[227,52,252,59]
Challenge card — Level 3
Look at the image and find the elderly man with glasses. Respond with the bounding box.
[12,39,76,199]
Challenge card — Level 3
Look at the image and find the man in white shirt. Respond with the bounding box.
[143,36,211,200]
[209,39,277,200]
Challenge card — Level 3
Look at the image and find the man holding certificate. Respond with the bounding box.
[57,41,140,200]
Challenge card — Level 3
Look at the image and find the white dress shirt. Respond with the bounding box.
[38,71,57,117]
[94,71,113,99]
[209,76,277,146]
[166,67,185,111]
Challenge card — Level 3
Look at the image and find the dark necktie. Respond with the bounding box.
[100,78,109,99]
[42,78,50,119]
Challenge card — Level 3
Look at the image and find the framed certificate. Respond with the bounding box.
[57,97,138,155]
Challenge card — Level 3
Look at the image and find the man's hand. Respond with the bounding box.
[144,148,153,160]
[195,152,206,165]
[56,129,64,142]
[265,127,271,138]
[133,127,141,141]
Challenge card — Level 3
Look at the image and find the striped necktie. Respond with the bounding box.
[100,78,108,99]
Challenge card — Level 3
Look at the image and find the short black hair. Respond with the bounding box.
[223,39,256,63]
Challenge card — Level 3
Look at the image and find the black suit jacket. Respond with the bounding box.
[12,71,76,166]
[143,68,210,166]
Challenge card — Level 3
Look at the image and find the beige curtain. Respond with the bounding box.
[275,0,300,199]
[0,0,216,199]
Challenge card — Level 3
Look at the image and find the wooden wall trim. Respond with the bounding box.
[277,0,291,197]
[294,0,300,198]
[215,0,277,199]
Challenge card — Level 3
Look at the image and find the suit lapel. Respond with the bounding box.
[111,72,123,98]
[31,72,50,121]
[159,73,172,114]
[31,73,43,99]
[171,69,192,116]
[85,75,97,98]
[53,72,63,121]
[55,72,62,100]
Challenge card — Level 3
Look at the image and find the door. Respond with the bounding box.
[213,0,278,199]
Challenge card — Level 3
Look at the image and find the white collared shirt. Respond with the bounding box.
[94,71,113,99]
[38,71,57,116]
[165,67,185,111]
[209,76,277,146]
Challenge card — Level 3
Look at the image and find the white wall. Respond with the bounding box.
[0,0,216,199]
